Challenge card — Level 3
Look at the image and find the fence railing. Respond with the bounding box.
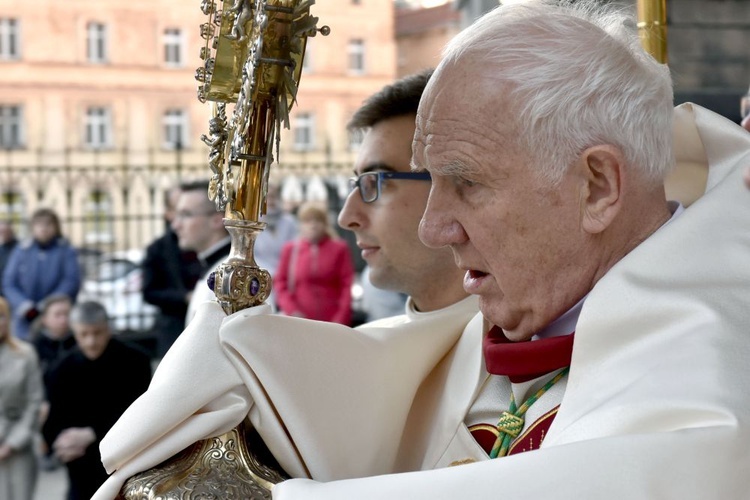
[0,148,355,336]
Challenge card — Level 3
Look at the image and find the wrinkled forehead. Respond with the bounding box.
[413,62,513,172]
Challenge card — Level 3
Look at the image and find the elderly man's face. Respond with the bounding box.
[415,63,591,341]
[72,322,111,360]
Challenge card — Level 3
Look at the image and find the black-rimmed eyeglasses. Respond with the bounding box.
[348,171,431,204]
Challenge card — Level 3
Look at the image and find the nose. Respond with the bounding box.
[418,187,467,249]
[337,189,367,232]
[170,216,181,233]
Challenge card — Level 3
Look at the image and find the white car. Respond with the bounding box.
[78,249,158,332]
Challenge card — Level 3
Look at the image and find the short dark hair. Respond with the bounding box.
[178,180,217,213]
[347,69,434,131]
[70,301,109,326]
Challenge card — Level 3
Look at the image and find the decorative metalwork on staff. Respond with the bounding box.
[117,1,327,498]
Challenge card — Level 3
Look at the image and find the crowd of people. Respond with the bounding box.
[3,1,750,499]
[0,175,404,499]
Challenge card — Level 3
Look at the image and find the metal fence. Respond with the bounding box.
[0,148,356,341]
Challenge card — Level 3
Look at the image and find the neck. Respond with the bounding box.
[411,282,469,313]
[594,192,672,285]
[197,236,230,261]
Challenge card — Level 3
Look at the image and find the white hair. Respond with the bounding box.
[441,0,674,184]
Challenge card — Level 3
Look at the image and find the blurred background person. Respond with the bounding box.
[171,181,230,324]
[0,220,18,298]
[275,202,354,325]
[30,294,76,376]
[0,296,44,500]
[42,301,151,500]
[2,208,81,340]
[254,183,298,309]
[29,294,76,472]
[141,185,203,358]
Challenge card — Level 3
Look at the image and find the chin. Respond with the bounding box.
[479,299,530,340]
[501,328,534,342]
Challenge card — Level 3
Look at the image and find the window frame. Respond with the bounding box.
[0,17,20,60]
[163,27,184,67]
[83,106,113,150]
[347,38,366,75]
[86,21,108,64]
[162,108,189,150]
[293,112,315,151]
[0,104,24,149]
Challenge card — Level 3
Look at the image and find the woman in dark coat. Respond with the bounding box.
[2,209,81,340]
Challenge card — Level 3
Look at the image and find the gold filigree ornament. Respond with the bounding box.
[118,1,328,498]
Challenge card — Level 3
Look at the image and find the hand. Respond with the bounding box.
[53,427,96,463]
[24,307,39,322]
[0,443,12,461]
[744,166,750,191]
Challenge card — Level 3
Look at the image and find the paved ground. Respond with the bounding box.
[34,464,68,500]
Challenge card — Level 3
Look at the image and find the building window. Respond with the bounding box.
[162,109,188,149]
[293,112,315,151]
[0,105,23,149]
[163,28,183,67]
[84,106,112,149]
[347,39,365,75]
[84,189,113,244]
[87,22,108,63]
[0,18,20,60]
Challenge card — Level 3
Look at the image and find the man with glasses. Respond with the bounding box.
[340,69,468,315]
[94,71,481,499]
[171,180,230,323]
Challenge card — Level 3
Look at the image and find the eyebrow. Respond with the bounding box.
[441,159,475,177]
[356,162,398,175]
[411,159,473,176]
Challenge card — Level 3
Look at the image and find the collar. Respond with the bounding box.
[664,200,684,225]
[484,327,574,383]
[198,236,231,265]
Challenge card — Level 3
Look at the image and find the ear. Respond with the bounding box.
[577,145,623,234]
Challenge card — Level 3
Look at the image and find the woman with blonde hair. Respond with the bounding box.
[0,296,44,500]
[275,202,354,325]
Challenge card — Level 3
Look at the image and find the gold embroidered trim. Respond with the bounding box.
[508,405,560,455]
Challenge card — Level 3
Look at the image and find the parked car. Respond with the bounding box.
[77,249,158,333]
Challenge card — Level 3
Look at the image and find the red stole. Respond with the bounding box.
[470,326,574,455]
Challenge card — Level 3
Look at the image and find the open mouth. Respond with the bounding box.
[469,269,488,279]
[463,269,491,294]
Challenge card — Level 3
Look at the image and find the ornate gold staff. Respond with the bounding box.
[636,0,667,64]
[118,1,328,498]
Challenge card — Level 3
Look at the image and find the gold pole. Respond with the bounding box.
[637,0,668,64]
[118,2,329,498]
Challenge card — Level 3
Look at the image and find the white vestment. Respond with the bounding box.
[271,105,750,498]
[95,104,750,499]
[93,296,480,499]
[185,258,222,324]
